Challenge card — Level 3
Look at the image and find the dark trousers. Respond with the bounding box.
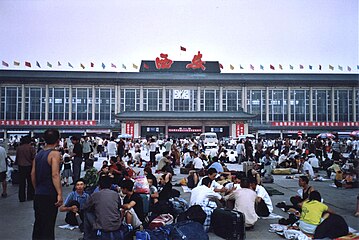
[83,211,98,240]
[73,157,83,183]
[19,165,34,202]
[150,152,156,167]
[32,194,58,240]
[255,199,270,217]
[83,153,91,171]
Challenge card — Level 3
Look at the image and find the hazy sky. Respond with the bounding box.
[0,0,358,73]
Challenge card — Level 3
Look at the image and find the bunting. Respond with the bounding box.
[347,66,351,72]
[270,65,275,70]
[144,63,149,69]
[219,63,223,69]
[299,65,304,69]
[2,61,9,67]
[309,65,312,70]
[68,62,73,68]
[58,61,62,66]
[111,63,117,68]
[180,46,186,51]
[80,63,85,69]
[14,61,20,66]
[240,65,244,69]
[250,64,254,70]
[91,62,94,68]
[357,65,359,70]
[329,65,334,70]
[133,63,138,69]
[102,63,106,69]
[47,62,52,68]
[338,65,343,71]
[279,64,283,70]
[122,64,126,69]
[319,65,322,70]
[230,64,234,70]
[289,65,293,70]
[260,65,264,70]
[36,61,41,68]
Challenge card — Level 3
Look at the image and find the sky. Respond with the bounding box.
[0,0,358,73]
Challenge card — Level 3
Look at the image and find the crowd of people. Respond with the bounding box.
[0,131,358,239]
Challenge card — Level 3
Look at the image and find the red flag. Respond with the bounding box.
[90,62,94,67]
[270,64,275,70]
[219,63,223,69]
[144,63,149,69]
[25,61,31,67]
[180,46,186,51]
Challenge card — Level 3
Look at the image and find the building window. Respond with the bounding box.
[48,87,69,121]
[356,88,359,121]
[72,88,92,120]
[290,89,309,122]
[269,89,288,121]
[223,89,242,111]
[247,89,266,123]
[95,88,115,124]
[313,89,331,122]
[25,87,45,120]
[144,89,161,111]
[334,89,353,122]
[121,89,140,112]
[202,89,218,111]
[0,86,22,120]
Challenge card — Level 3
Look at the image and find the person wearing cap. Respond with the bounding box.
[308,153,320,173]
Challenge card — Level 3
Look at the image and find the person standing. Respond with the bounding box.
[15,135,36,202]
[71,136,83,184]
[82,136,92,171]
[31,129,63,240]
[0,143,8,198]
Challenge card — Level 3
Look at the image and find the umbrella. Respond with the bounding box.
[316,133,335,139]
[118,133,132,139]
[350,130,359,138]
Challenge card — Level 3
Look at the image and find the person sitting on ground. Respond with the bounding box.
[144,166,157,188]
[133,149,142,167]
[186,170,199,189]
[192,152,204,171]
[207,156,224,173]
[277,150,289,168]
[276,175,314,212]
[249,178,273,217]
[82,175,123,240]
[308,153,320,173]
[83,167,99,194]
[224,177,258,229]
[157,173,173,202]
[120,179,144,230]
[224,172,245,191]
[297,191,334,235]
[147,177,159,207]
[157,151,173,175]
[182,150,195,168]
[198,168,227,194]
[59,178,90,230]
[301,156,316,179]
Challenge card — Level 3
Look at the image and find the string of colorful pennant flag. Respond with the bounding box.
[1,46,358,72]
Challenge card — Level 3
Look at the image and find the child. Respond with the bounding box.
[62,150,72,186]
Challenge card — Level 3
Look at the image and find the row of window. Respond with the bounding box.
[1,86,358,123]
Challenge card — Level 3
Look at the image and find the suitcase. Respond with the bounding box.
[271,168,291,175]
[211,208,245,240]
[180,167,190,174]
[139,194,150,215]
[149,213,174,230]
[243,161,253,177]
[11,170,19,185]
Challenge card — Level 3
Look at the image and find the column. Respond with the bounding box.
[331,87,335,122]
[68,85,72,120]
[219,86,223,111]
[352,87,356,122]
[114,85,118,114]
[92,86,95,121]
[265,86,269,123]
[287,86,291,122]
[45,85,49,121]
[140,86,144,111]
[117,86,121,113]
[242,86,247,112]
[197,86,201,111]
[21,84,25,120]
[309,87,313,121]
[162,86,166,111]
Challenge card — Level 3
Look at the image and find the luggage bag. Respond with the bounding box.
[211,208,246,240]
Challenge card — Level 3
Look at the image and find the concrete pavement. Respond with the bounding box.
[0,157,358,240]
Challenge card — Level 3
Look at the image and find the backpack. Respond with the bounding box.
[169,197,189,215]
[171,220,209,240]
[177,205,207,225]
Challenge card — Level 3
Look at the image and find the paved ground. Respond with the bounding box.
[0,155,358,240]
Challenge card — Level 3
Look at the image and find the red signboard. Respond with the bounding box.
[271,122,359,127]
[0,120,96,126]
[236,122,245,137]
[168,128,202,133]
[125,122,135,137]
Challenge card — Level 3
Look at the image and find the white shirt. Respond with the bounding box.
[189,185,222,206]
[302,161,315,177]
[0,146,7,172]
[149,142,157,152]
[107,141,117,157]
[278,154,287,165]
[228,153,237,162]
[308,156,319,168]
[193,157,204,169]
[197,177,223,191]
[255,185,273,213]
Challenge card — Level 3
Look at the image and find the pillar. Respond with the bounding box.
[45,85,49,120]
[219,86,223,111]
[68,85,72,120]
[21,84,25,120]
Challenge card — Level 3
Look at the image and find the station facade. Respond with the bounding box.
[0,61,358,140]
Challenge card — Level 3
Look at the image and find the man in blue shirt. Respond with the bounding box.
[60,178,89,229]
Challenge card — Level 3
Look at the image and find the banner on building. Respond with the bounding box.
[236,122,245,136]
[0,120,97,126]
[126,122,135,136]
[271,122,359,127]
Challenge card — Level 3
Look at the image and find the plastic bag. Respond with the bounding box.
[133,176,150,194]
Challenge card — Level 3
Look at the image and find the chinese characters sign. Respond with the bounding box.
[155,53,173,69]
[236,122,245,136]
[125,122,135,137]
[186,51,206,70]
[271,122,359,127]
[0,120,97,126]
